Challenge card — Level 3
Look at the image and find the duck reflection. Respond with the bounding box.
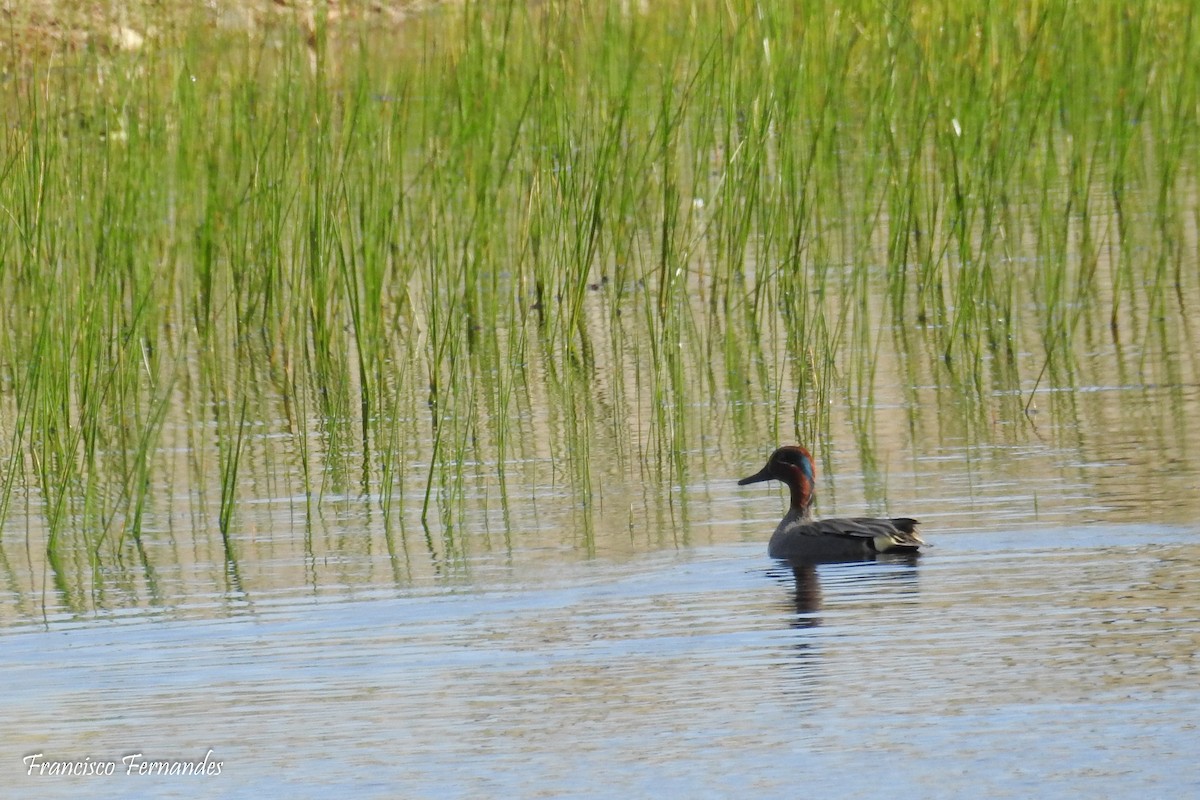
[790,561,823,617]
[770,552,922,626]
[764,560,825,629]
[765,554,922,706]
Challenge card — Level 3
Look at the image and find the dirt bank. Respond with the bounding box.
[1,1,446,65]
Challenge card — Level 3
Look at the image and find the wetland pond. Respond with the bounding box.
[4,2,1200,797]
[5,383,1200,799]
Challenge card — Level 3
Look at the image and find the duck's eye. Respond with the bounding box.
[776,448,814,480]
[777,449,803,466]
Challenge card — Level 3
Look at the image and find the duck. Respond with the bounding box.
[738,445,925,562]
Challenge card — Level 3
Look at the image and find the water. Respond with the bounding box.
[4,361,1199,799]
[5,518,1198,799]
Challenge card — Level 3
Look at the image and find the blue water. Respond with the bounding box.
[4,525,1198,799]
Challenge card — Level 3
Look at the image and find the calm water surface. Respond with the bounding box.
[4,355,1200,798]
[5,512,1199,798]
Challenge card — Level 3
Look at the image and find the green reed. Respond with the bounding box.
[2,0,1199,579]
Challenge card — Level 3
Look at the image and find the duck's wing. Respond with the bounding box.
[807,517,925,551]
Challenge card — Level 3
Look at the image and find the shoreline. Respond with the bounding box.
[1,1,445,64]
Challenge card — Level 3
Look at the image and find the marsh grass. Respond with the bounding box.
[2,1,1200,592]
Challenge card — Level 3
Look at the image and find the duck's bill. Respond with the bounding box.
[737,468,771,485]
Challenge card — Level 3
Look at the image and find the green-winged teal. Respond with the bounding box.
[738,445,925,561]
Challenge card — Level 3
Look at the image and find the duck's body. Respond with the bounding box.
[739,446,925,562]
[766,509,923,561]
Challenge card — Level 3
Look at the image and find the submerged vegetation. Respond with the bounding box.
[1,1,1199,595]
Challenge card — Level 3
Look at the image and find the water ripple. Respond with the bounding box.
[4,527,1199,798]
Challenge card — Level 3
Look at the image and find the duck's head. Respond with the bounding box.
[737,445,816,512]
